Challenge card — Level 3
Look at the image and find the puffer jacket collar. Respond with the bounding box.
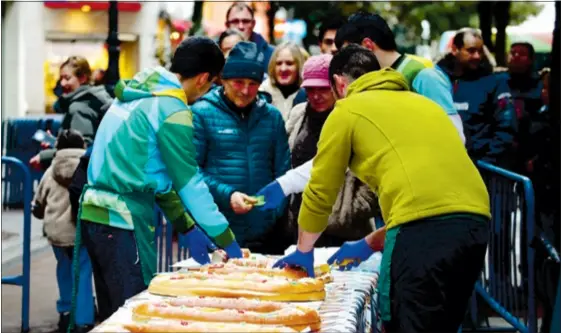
[198,86,271,128]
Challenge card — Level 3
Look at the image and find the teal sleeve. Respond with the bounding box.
[156,110,235,247]
[413,67,458,116]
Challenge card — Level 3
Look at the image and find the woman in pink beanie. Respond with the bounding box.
[281,54,379,247]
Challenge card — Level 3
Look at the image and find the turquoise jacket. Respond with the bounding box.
[83,67,236,248]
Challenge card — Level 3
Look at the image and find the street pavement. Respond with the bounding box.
[2,210,49,266]
[2,247,59,333]
[2,209,58,333]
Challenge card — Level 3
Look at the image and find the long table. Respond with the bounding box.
[92,253,382,333]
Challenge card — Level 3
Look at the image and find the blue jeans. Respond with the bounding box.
[81,221,147,317]
[52,245,94,326]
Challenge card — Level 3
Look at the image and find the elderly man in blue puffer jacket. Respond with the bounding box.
[191,41,291,252]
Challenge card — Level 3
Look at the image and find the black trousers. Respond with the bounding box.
[81,221,147,319]
[384,216,489,333]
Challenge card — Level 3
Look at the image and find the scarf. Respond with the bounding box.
[289,104,333,231]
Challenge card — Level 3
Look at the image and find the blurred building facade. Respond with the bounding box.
[1,1,194,119]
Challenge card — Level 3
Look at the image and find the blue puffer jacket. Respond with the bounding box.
[191,87,291,245]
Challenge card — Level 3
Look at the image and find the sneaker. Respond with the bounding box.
[57,312,70,333]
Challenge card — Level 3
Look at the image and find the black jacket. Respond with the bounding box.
[39,85,112,170]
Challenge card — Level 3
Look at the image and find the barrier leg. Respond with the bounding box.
[1,157,32,333]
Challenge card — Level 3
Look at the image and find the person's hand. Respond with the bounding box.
[223,241,243,259]
[255,181,286,210]
[184,227,215,265]
[29,154,42,171]
[230,192,257,214]
[273,249,315,277]
[327,238,374,271]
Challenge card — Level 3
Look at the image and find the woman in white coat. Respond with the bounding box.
[259,42,308,121]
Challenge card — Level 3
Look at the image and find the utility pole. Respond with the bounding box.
[106,0,120,91]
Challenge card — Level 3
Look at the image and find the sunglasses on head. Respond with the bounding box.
[228,19,253,26]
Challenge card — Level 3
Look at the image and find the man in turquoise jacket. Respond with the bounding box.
[191,41,291,252]
[77,37,242,316]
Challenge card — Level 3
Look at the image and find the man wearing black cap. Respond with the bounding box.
[75,37,243,319]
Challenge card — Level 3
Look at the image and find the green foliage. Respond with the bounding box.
[509,2,544,25]
[284,1,544,47]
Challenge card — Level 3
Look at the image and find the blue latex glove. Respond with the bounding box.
[327,238,374,271]
[256,181,286,210]
[184,227,215,265]
[273,249,315,277]
[223,241,243,259]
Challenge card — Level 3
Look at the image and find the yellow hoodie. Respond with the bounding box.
[299,68,490,233]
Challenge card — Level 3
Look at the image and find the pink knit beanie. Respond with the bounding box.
[301,54,333,88]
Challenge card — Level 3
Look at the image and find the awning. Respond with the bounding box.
[172,19,192,33]
[44,1,142,12]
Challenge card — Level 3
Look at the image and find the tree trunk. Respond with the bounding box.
[267,1,279,44]
[493,1,511,66]
[478,1,494,52]
[190,1,204,36]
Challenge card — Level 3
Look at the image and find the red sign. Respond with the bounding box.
[44,1,142,12]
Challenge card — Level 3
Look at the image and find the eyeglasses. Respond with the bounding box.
[322,38,335,46]
[227,19,253,26]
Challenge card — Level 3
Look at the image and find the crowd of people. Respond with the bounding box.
[28,2,554,333]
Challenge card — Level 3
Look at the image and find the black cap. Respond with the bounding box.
[170,36,225,79]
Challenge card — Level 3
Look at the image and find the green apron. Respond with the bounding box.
[378,225,401,323]
[119,190,158,285]
[68,185,158,332]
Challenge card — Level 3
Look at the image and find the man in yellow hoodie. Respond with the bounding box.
[274,45,491,333]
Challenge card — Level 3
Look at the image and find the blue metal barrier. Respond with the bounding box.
[155,215,225,272]
[551,275,561,333]
[471,161,537,333]
[2,115,63,207]
[154,209,174,273]
[1,157,32,333]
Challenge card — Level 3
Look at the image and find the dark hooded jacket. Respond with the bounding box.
[438,54,517,168]
[39,85,113,169]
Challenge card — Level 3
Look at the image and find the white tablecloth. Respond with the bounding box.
[92,252,382,333]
